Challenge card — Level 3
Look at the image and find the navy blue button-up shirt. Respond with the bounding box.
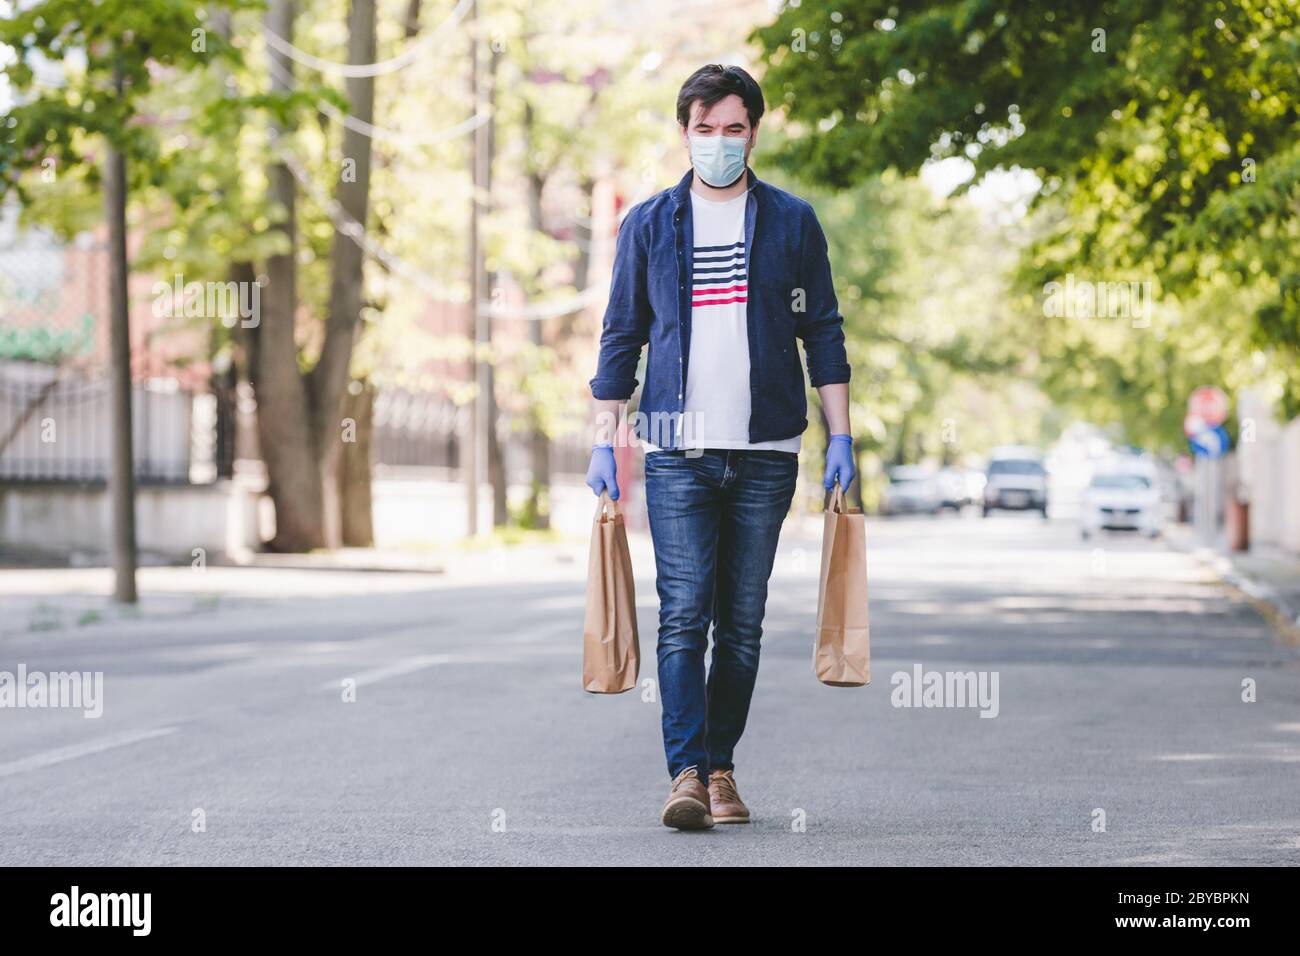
[589,168,851,450]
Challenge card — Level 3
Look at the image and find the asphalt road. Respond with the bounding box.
[2,510,1298,865]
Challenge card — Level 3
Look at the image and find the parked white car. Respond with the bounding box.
[1080,470,1161,539]
[936,467,973,510]
[982,454,1048,517]
[881,466,942,516]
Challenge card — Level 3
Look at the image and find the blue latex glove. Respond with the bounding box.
[823,434,856,491]
[585,443,620,500]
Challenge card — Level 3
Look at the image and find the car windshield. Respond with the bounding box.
[988,460,1043,476]
[890,470,931,484]
[1091,474,1151,490]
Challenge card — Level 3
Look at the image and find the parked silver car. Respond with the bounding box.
[1080,468,1161,539]
[982,454,1048,517]
[881,466,943,516]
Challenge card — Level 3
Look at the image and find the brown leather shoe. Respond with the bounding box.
[661,767,714,830]
[708,769,751,824]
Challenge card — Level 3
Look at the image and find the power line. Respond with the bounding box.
[271,133,611,322]
[261,0,475,79]
[259,0,660,325]
[267,55,488,147]
[327,101,489,146]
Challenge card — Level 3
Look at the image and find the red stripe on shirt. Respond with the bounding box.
[692,283,747,296]
[692,295,748,307]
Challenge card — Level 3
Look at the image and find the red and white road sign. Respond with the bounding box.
[1188,386,1229,426]
[1183,412,1206,439]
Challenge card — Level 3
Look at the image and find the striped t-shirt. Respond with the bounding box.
[644,189,801,453]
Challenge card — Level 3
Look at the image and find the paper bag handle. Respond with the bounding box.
[828,481,847,514]
[595,489,620,521]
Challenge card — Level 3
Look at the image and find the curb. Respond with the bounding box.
[1209,554,1300,631]
[218,555,446,575]
[1165,526,1300,643]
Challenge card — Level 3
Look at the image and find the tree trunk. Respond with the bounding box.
[485,282,507,526]
[465,0,482,536]
[339,380,375,546]
[211,327,237,481]
[232,259,259,387]
[555,175,594,352]
[310,0,377,547]
[483,46,507,526]
[105,60,137,603]
[209,0,241,485]
[523,110,550,529]
[527,337,551,530]
[403,0,421,37]
[258,0,326,551]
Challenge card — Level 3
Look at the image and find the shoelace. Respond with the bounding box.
[672,768,700,792]
[711,772,739,803]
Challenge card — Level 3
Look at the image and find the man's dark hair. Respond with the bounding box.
[676,64,765,129]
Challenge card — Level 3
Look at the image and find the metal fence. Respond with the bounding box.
[1,203,583,488]
[372,388,465,471]
[0,363,583,485]
[0,204,229,485]
[0,362,203,483]
[371,387,589,478]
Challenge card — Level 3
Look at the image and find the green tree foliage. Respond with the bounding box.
[0,1,327,326]
[759,139,1050,507]
[753,0,1300,437]
[2,1,249,201]
[2,2,211,165]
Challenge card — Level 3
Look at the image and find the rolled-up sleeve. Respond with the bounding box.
[589,205,651,401]
[796,206,851,388]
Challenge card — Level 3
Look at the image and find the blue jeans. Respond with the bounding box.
[644,448,799,781]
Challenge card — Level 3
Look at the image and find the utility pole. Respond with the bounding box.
[465,0,483,536]
[483,42,505,527]
[105,57,138,603]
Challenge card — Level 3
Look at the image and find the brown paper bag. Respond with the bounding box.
[814,482,871,687]
[583,491,640,693]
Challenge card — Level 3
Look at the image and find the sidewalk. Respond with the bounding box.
[0,513,825,639]
[1164,523,1300,641]
[0,534,597,581]
[0,536,601,639]
[228,536,602,581]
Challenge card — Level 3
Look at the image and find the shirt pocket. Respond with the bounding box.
[749,277,799,350]
[745,280,805,422]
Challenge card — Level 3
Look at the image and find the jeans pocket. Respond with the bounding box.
[746,450,799,493]
[647,449,685,464]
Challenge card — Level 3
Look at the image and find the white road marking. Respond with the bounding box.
[527,595,586,612]
[0,725,179,779]
[498,620,576,644]
[328,654,453,690]
[322,644,571,691]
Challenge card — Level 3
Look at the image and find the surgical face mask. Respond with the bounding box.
[688,134,749,188]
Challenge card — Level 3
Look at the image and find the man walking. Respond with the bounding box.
[586,64,856,830]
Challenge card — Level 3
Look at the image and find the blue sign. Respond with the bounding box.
[1189,425,1230,459]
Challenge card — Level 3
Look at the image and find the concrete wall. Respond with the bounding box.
[0,360,197,483]
[1237,388,1300,553]
[0,473,629,559]
[0,480,259,560]
[1281,417,1300,553]
[369,473,643,546]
